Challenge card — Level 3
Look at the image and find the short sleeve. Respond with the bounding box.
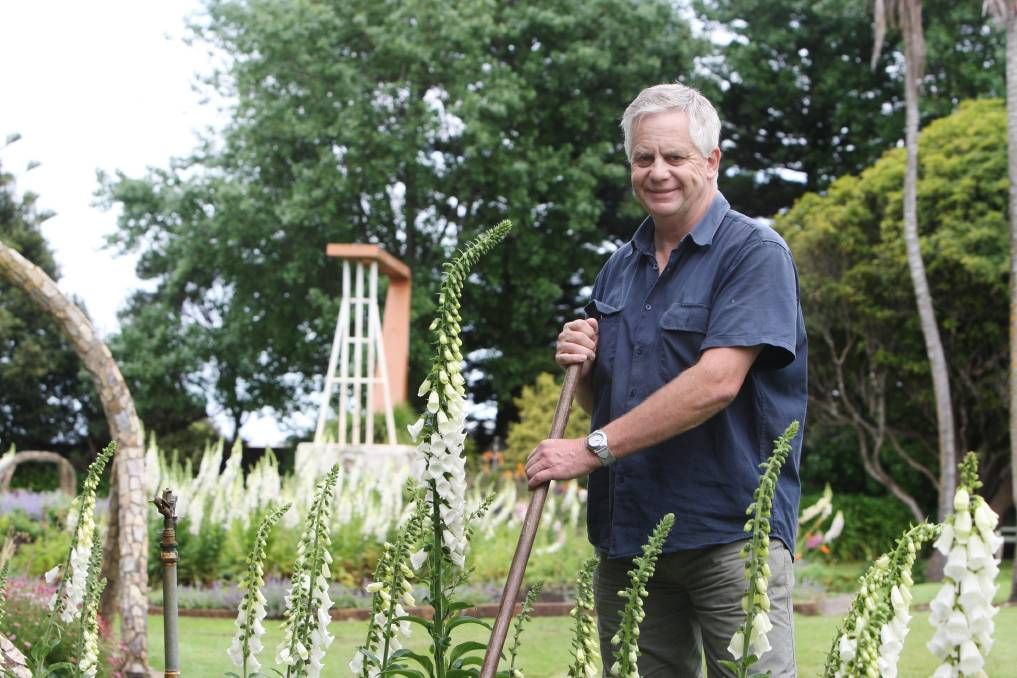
[701,240,800,370]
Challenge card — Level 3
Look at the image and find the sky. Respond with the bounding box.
[0,2,298,445]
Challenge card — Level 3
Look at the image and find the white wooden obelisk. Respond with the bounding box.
[314,257,397,445]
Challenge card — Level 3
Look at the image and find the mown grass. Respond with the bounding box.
[149,604,1017,676]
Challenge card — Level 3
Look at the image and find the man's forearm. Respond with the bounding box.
[601,346,760,459]
[576,372,595,415]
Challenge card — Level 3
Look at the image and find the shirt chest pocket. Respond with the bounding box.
[659,303,710,375]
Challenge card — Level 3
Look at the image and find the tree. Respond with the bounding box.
[100,0,703,440]
[0,149,101,452]
[694,0,1004,216]
[983,0,1017,604]
[779,99,1010,528]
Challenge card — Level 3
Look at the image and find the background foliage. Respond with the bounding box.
[779,99,1010,517]
[0,158,103,454]
[505,372,591,468]
[98,0,702,443]
[2,0,1015,526]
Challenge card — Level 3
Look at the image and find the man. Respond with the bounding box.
[524,83,807,676]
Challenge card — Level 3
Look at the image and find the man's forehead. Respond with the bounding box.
[631,112,694,145]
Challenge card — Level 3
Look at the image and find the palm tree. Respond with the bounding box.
[983,0,1017,604]
[871,0,957,579]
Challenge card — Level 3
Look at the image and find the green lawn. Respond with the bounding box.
[148,606,1017,677]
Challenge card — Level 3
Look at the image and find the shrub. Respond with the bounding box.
[798,491,915,561]
[505,372,592,469]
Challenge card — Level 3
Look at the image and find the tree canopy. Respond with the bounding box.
[100,0,704,440]
[0,157,101,451]
[778,99,1010,517]
[698,0,1005,217]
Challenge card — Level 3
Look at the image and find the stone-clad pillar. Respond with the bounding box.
[0,242,148,675]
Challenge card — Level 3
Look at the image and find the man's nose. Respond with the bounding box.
[649,155,669,180]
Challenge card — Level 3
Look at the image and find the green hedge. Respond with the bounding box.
[800,491,918,562]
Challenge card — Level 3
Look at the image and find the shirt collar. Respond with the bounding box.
[631,192,731,256]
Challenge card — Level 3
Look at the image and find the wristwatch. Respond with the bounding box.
[586,429,617,466]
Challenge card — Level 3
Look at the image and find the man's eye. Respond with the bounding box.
[634,155,653,166]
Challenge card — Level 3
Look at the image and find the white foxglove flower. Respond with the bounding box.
[927,453,1000,676]
[827,523,937,677]
[409,549,428,570]
[973,501,997,534]
[798,485,832,524]
[407,417,425,442]
[823,510,845,543]
[277,467,339,677]
[954,510,973,540]
[352,495,429,676]
[229,503,289,676]
[567,558,600,678]
[610,514,675,677]
[48,444,115,624]
[728,423,798,674]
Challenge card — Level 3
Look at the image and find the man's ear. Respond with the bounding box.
[706,148,722,180]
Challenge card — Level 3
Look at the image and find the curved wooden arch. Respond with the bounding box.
[0,450,77,496]
[0,242,148,675]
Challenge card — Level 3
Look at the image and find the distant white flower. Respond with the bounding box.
[824,510,845,543]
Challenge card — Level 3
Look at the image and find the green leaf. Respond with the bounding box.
[445,670,480,678]
[380,669,428,678]
[395,614,435,632]
[389,649,435,675]
[448,640,488,667]
[446,600,475,614]
[447,616,492,632]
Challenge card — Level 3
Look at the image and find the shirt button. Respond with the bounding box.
[644,303,651,311]
[629,388,636,397]
[635,346,643,356]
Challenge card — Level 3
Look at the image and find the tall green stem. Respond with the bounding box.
[430,479,446,678]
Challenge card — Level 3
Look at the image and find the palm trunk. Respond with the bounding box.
[899,5,956,582]
[1005,6,1017,604]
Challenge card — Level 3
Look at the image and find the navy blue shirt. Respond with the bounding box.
[584,192,807,558]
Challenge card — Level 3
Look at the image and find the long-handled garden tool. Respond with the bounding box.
[480,363,582,677]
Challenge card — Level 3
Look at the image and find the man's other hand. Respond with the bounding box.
[525,437,600,489]
[556,318,599,379]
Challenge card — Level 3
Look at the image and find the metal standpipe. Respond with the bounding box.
[153,489,180,678]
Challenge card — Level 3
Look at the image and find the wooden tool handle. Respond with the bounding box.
[480,363,583,678]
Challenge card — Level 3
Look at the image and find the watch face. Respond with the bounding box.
[588,431,607,448]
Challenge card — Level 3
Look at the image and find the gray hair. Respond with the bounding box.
[621,83,721,160]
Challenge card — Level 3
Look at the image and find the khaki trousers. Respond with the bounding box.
[595,539,796,677]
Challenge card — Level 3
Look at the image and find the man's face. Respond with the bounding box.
[629,110,720,230]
